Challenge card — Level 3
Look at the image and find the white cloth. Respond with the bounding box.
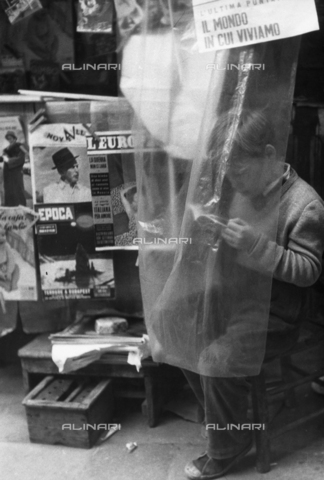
[43,180,92,203]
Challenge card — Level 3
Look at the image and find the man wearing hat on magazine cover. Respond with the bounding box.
[0,130,26,207]
[43,147,92,203]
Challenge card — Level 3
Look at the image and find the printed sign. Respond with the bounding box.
[192,0,319,52]
[86,130,140,249]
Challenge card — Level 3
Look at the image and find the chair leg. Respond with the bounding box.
[251,371,271,473]
[280,356,297,408]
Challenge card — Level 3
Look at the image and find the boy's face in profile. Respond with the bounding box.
[227,145,276,197]
[227,154,267,196]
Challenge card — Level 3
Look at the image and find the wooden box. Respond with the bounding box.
[23,376,114,448]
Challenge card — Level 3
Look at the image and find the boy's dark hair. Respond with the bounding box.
[209,109,276,161]
[232,109,276,158]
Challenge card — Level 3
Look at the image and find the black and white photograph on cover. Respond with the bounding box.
[35,202,115,301]
[0,116,32,208]
[77,0,114,33]
[0,0,42,24]
[0,205,38,301]
[31,148,92,205]
[30,123,91,205]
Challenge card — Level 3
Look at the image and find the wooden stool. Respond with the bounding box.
[18,334,182,427]
[251,319,324,473]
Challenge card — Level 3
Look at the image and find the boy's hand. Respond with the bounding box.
[222,218,258,251]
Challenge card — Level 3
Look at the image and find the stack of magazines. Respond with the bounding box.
[50,310,148,373]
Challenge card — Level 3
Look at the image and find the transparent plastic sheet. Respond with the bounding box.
[117,2,299,377]
[117,2,300,376]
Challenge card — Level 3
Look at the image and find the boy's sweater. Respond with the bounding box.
[248,168,324,331]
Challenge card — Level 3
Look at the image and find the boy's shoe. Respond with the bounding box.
[184,442,253,480]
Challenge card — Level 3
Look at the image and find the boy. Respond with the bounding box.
[184,110,324,479]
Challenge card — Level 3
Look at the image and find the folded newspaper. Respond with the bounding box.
[52,337,151,374]
[50,312,151,373]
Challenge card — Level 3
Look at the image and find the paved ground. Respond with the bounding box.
[1,362,324,480]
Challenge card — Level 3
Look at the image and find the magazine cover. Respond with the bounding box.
[86,130,138,249]
[0,116,31,208]
[0,206,38,300]
[77,0,114,33]
[0,0,42,24]
[30,123,115,300]
[8,0,74,70]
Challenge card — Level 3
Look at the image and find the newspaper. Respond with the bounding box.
[86,130,145,249]
[77,0,114,33]
[52,342,145,373]
[0,206,38,300]
[30,123,115,301]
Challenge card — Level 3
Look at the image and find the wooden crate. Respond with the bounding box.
[23,376,113,448]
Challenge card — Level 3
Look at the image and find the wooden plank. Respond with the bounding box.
[38,378,75,402]
[64,383,86,403]
[18,334,52,358]
[22,376,54,403]
[19,90,119,102]
[270,407,324,439]
[24,400,89,411]
[81,379,113,408]
[20,359,59,374]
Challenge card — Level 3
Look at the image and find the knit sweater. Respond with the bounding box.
[248,168,324,331]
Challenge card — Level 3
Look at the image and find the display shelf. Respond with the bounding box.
[19,90,119,102]
[0,94,44,103]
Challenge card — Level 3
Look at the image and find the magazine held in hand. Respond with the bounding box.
[30,123,115,301]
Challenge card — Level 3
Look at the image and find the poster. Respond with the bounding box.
[86,130,141,249]
[30,124,115,300]
[77,0,114,33]
[8,0,74,70]
[0,116,31,209]
[0,0,42,24]
[192,0,319,52]
[0,206,38,300]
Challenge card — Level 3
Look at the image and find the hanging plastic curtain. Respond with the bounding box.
[115,0,301,376]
